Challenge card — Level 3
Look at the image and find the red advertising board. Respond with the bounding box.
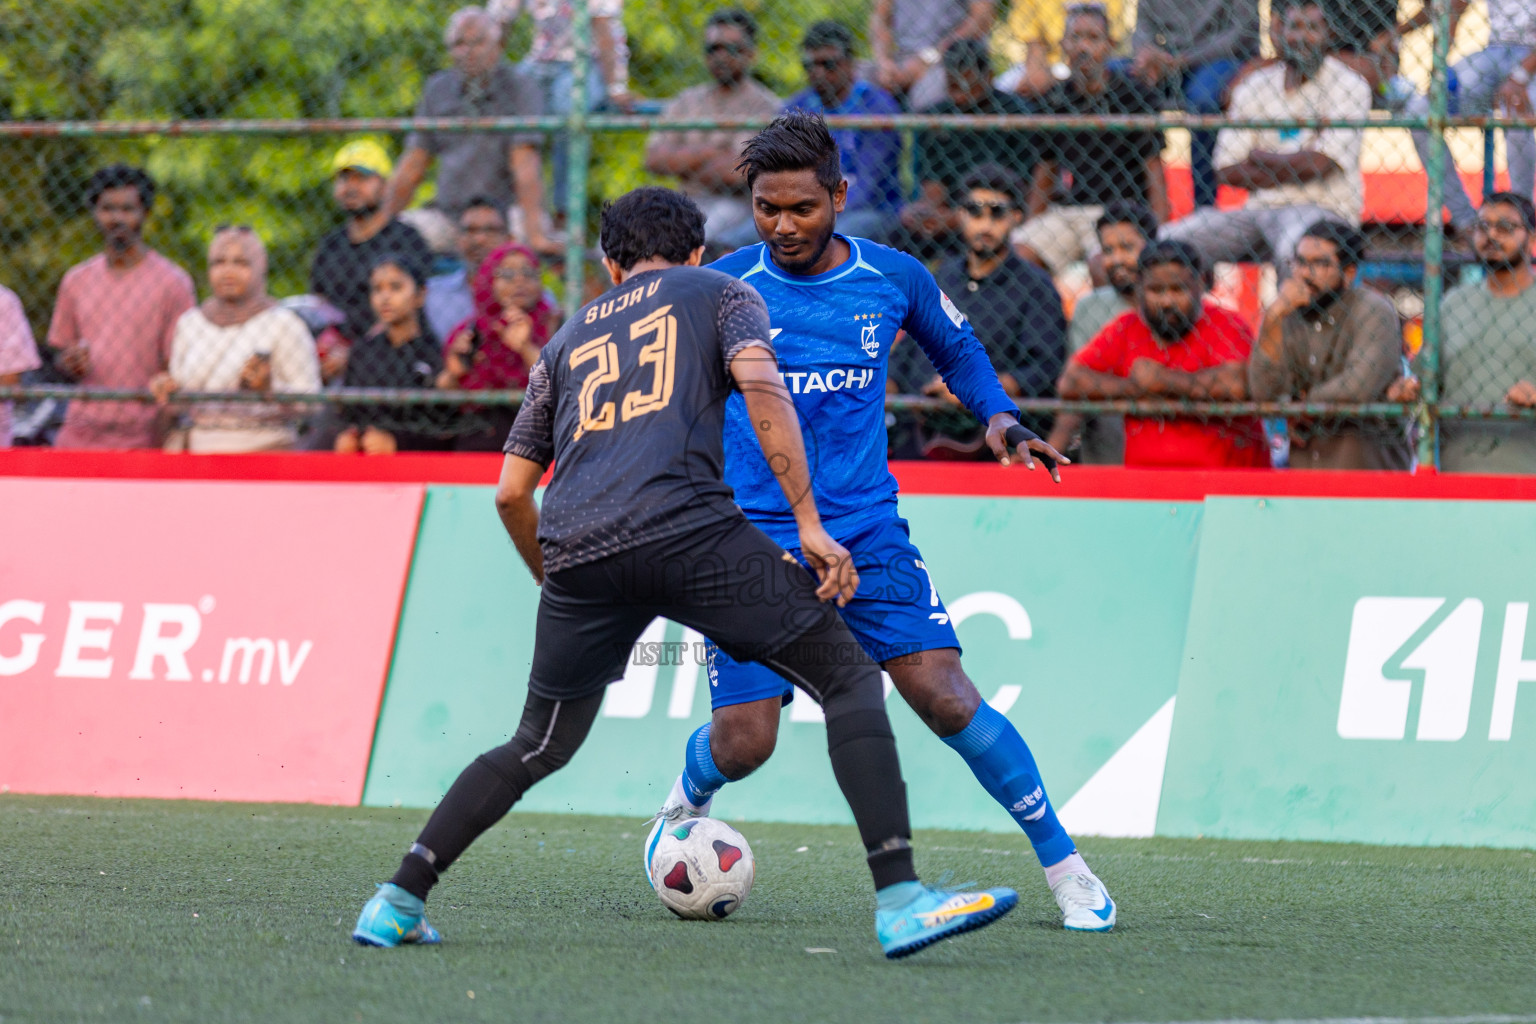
[0,478,424,804]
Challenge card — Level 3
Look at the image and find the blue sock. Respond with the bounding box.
[942,702,1076,867]
[681,723,729,807]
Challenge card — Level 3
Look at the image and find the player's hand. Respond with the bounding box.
[334,426,361,454]
[987,415,1068,482]
[798,525,859,607]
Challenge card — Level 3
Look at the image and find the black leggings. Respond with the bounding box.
[390,607,915,899]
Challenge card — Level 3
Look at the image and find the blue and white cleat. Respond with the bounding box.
[1052,870,1116,932]
[876,884,1018,959]
[351,883,442,948]
[643,775,712,890]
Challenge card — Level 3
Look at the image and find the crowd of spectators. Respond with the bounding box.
[2,0,1534,474]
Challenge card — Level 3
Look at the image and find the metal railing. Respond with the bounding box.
[3,0,1534,468]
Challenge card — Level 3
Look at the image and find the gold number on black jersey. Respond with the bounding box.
[621,306,677,421]
[568,306,680,442]
[570,334,618,441]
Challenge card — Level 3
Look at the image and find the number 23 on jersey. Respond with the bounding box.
[569,305,679,442]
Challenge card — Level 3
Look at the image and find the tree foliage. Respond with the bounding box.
[0,0,871,333]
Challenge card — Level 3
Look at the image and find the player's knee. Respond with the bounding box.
[712,718,775,779]
[901,662,982,737]
[921,685,982,737]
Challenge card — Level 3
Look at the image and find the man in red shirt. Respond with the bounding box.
[1058,239,1268,467]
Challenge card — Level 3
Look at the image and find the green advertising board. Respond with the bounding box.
[364,488,1202,835]
[1158,497,1536,849]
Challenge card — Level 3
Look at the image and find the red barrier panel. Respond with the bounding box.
[6,449,1536,501]
[0,478,424,804]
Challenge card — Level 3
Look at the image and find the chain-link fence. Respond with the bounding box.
[0,0,1533,469]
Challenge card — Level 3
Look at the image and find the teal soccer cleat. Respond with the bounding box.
[351,883,442,948]
[875,884,1018,959]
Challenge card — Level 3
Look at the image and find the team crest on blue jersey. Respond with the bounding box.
[860,322,879,357]
[855,312,883,358]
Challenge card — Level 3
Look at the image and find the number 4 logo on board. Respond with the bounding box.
[1337,597,1536,741]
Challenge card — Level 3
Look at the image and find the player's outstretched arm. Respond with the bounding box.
[730,347,859,607]
[494,454,548,585]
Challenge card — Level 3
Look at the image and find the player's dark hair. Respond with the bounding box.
[370,252,427,290]
[87,164,156,209]
[1299,219,1367,269]
[962,163,1025,209]
[599,187,706,271]
[1137,239,1204,282]
[459,195,508,226]
[707,7,758,44]
[737,111,843,197]
[801,19,854,56]
[1484,190,1536,232]
[1096,201,1159,244]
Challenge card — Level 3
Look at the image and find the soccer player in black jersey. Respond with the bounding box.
[351,187,1018,959]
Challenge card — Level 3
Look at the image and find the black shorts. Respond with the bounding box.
[527,514,838,701]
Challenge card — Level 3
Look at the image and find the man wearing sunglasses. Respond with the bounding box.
[644,8,781,247]
[783,20,903,245]
[893,164,1066,456]
[1394,192,1536,473]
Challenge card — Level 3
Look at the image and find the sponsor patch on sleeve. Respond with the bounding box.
[939,290,967,327]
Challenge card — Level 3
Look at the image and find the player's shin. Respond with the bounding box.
[826,705,917,890]
[764,619,917,891]
[941,701,1076,867]
[389,691,603,900]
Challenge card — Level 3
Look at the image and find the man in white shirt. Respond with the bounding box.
[1401,0,1536,233]
[1162,0,1369,276]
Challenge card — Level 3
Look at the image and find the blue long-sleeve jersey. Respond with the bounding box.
[711,236,1019,544]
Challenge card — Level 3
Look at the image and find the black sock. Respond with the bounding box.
[390,852,439,901]
[866,839,918,891]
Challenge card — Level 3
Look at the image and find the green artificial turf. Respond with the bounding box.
[1,795,1533,1023]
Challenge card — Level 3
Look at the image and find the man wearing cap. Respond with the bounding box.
[310,140,434,357]
[378,7,556,257]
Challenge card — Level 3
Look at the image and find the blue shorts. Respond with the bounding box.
[705,515,960,710]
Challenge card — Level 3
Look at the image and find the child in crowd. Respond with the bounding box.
[437,242,559,451]
[335,255,450,454]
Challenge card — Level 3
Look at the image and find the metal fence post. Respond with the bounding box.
[563,0,592,320]
[1418,0,1453,469]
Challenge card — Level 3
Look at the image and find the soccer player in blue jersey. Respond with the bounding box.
[648,112,1117,931]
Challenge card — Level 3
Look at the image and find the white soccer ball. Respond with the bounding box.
[647,817,755,920]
